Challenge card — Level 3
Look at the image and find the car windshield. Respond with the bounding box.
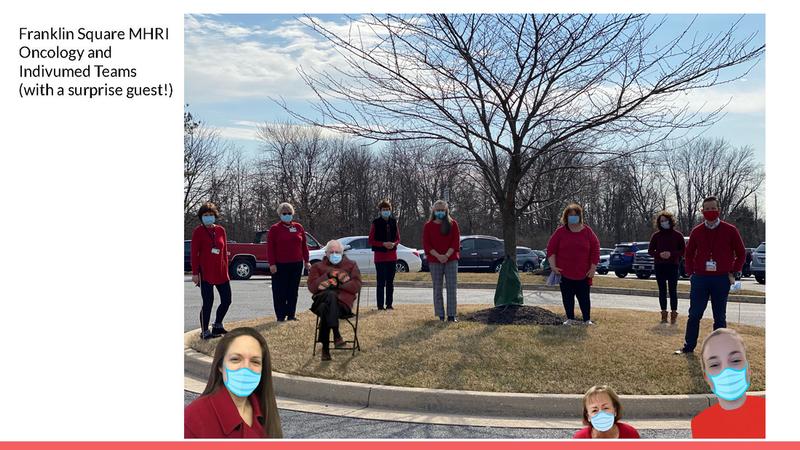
[614,245,632,253]
[755,243,765,253]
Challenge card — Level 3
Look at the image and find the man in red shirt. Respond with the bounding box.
[676,196,746,355]
[691,328,765,438]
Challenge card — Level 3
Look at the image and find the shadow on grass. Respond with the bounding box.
[648,324,683,337]
[680,353,708,393]
[533,323,590,344]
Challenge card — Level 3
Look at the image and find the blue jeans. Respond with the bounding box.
[682,274,730,351]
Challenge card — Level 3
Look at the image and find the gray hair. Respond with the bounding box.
[324,239,344,254]
[276,202,295,215]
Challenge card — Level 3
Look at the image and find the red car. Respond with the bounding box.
[226,230,323,280]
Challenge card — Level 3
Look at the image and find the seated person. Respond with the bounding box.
[692,328,765,438]
[308,239,363,361]
[574,385,640,439]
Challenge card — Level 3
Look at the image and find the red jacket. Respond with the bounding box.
[266,221,310,265]
[191,224,230,285]
[546,225,600,281]
[369,221,401,263]
[307,256,363,310]
[422,219,461,263]
[184,387,266,439]
[573,422,640,439]
[684,220,746,276]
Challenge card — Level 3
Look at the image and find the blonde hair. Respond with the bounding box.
[429,200,453,234]
[700,328,747,372]
[276,202,295,215]
[581,385,622,426]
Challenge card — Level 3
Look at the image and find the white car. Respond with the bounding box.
[309,236,422,273]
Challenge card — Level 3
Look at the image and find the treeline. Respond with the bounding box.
[185,112,765,250]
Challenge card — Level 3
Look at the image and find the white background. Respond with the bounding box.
[0,0,796,441]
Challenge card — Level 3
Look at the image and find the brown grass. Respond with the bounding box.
[188,305,764,395]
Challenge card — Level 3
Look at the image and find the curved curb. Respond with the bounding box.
[184,330,764,419]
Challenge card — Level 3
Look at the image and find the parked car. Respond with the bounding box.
[420,235,513,273]
[741,247,755,278]
[225,230,323,280]
[184,240,192,272]
[516,246,540,272]
[596,248,613,275]
[631,237,691,279]
[750,242,765,284]
[309,236,422,274]
[608,241,650,278]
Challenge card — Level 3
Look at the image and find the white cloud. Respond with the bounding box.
[679,86,764,114]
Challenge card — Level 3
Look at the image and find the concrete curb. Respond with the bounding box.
[184,330,764,419]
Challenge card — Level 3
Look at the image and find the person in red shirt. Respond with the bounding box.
[369,199,401,310]
[422,200,461,321]
[573,385,640,439]
[546,203,600,325]
[190,202,232,340]
[691,328,765,438]
[648,210,686,324]
[676,196,746,355]
[267,202,311,322]
[185,327,283,439]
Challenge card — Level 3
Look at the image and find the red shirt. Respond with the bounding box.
[422,219,461,263]
[691,395,765,439]
[684,220,746,276]
[546,225,600,281]
[191,224,230,285]
[369,221,401,263]
[648,229,686,265]
[184,387,266,439]
[573,422,640,439]
[266,221,310,265]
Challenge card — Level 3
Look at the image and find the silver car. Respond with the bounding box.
[750,242,765,284]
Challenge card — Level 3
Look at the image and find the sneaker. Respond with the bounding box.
[563,319,576,326]
[211,325,228,336]
[386,305,394,310]
[583,320,595,326]
[287,317,299,321]
[334,338,346,349]
[674,348,693,355]
[321,350,332,361]
[447,316,458,322]
[200,330,216,340]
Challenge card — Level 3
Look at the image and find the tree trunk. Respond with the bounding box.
[501,203,518,264]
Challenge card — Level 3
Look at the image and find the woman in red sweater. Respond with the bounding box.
[648,211,685,324]
[546,203,600,325]
[573,385,640,439]
[190,202,232,340]
[185,327,282,438]
[267,202,311,322]
[422,200,461,321]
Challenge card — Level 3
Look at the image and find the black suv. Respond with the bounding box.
[459,235,507,272]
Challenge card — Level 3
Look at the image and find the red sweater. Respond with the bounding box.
[307,256,363,310]
[184,387,266,438]
[266,221,309,265]
[684,220,746,276]
[573,422,640,439]
[190,224,230,285]
[422,219,461,263]
[691,395,765,439]
[648,229,686,265]
[368,221,401,263]
[546,225,600,281]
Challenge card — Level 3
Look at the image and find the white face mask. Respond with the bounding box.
[660,221,671,230]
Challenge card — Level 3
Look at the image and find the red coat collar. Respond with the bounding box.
[208,387,264,436]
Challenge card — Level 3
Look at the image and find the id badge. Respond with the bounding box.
[211,248,221,255]
[289,227,297,233]
[705,259,717,272]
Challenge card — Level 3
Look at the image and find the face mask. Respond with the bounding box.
[590,410,615,432]
[708,363,750,401]
[280,214,293,223]
[703,210,720,222]
[223,365,261,398]
[381,210,391,219]
[435,211,446,220]
[329,252,343,264]
[201,215,215,226]
[660,221,671,230]
[567,215,580,225]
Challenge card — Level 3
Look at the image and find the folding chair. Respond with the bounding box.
[312,291,361,356]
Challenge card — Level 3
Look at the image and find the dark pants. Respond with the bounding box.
[683,274,730,351]
[559,277,591,321]
[655,263,679,311]
[375,261,396,309]
[272,261,303,321]
[312,290,352,350]
[200,281,232,331]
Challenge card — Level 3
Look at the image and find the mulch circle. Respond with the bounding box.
[461,304,565,325]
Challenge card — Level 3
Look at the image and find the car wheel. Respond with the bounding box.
[755,274,765,284]
[615,271,628,278]
[395,260,409,273]
[597,269,608,275]
[636,271,651,279]
[231,259,254,280]
[522,262,535,272]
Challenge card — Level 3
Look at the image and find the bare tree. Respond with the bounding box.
[184,108,229,235]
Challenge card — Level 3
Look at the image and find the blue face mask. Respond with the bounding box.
[381,210,391,219]
[660,221,671,230]
[201,215,215,226]
[709,363,750,401]
[567,215,580,225]
[223,365,261,398]
[590,410,615,432]
[280,214,293,223]
[435,211,446,220]
[329,252,343,264]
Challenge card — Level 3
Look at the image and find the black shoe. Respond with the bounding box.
[447,316,458,322]
[200,330,216,340]
[277,318,286,322]
[211,325,228,336]
[386,305,394,310]
[287,317,299,321]
[674,348,693,355]
[439,316,445,321]
[377,307,385,310]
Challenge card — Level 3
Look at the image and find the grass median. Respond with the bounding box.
[188,304,764,395]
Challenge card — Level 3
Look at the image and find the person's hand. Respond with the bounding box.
[319,280,331,290]
[586,269,595,278]
[335,271,351,284]
[660,251,671,259]
[728,273,736,285]
[269,265,277,274]
[551,266,561,275]
[192,275,200,286]
[438,254,448,264]
[305,262,312,272]
[383,242,393,249]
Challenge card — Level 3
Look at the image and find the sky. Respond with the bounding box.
[184,14,765,163]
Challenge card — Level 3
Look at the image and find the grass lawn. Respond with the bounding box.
[362,272,765,297]
[188,305,764,395]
